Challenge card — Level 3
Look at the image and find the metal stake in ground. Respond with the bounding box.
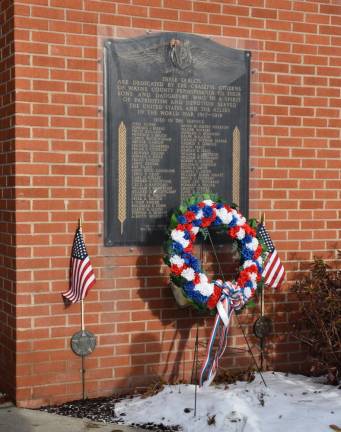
[206,229,267,387]
[71,301,97,399]
[253,213,273,372]
[194,324,199,417]
[191,235,204,416]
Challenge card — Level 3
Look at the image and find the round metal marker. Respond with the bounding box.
[253,316,272,339]
[71,330,96,357]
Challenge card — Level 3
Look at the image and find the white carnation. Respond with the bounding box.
[181,267,195,281]
[215,207,232,225]
[257,256,263,266]
[181,238,190,248]
[243,287,252,298]
[199,273,208,284]
[203,199,214,206]
[246,237,259,251]
[171,229,189,248]
[191,226,199,235]
[236,228,245,240]
[170,255,184,267]
[236,216,246,226]
[195,209,203,220]
[243,260,254,269]
[194,282,214,297]
[171,229,184,242]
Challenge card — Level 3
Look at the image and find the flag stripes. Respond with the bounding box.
[257,223,285,289]
[263,251,285,289]
[62,227,95,304]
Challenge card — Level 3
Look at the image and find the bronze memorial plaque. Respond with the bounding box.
[104,32,250,246]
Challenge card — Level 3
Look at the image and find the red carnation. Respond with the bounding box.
[201,217,212,227]
[247,264,258,273]
[184,211,196,222]
[207,284,222,310]
[198,202,205,208]
[176,224,185,231]
[194,274,200,284]
[253,244,263,259]
[184,244,193,253]
[184,223,193,232]
[229,226,240,239]
[237,269,249,286]
[243,224,256,237]
[171,264,184,276]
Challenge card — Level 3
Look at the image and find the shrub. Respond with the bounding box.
[293,258,341,384]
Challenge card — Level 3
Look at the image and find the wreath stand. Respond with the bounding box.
[190,229,267,416]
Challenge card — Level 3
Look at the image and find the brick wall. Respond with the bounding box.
[1,0,340,407]
[0,0,16,401]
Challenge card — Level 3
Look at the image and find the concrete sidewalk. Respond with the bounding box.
[0,402,145,432]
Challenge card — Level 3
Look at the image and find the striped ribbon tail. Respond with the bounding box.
[199,297,234,387]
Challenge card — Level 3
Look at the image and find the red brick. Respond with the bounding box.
[149,8,178,20]
[15,16,49,30]
[193,23,221,35]
[223,27,249,38]
[118,4,148,17]
[266,19,291,31]
[164,0,192,10]
[50,0,82,8]
[181,10,208,23]
[209,14,236,25]
[194,2,220,13]
[320,25,341,36]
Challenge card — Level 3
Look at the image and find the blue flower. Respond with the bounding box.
[203,205,213,218]
[172,241,183,254]
[183,230,190,240]
[184,281,194,289]
[192,219,202,227]
[241,247,254,260]
[213,217,222,226]
[243,235,253,244]
[188,205,199,213]
[182,253,201,272]
[177,215,186,224]
[216,203,223,209]
[228,216,238,227]
[191,290,209,304]
[183,282,208,304]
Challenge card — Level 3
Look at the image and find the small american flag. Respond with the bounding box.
[257,223,285,289]
[62,227,96,304]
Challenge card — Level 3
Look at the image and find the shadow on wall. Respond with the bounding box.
[134,253,208,385]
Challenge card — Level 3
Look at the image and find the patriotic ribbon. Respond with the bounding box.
[199,281,245,386]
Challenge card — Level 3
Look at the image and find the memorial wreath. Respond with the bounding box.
[164,194,265,313]
[164,194,268,386]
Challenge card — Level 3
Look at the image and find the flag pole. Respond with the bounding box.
[260,212,265,317]
[79,216,86,399]
[260,212,265,370]
[79,217,85,332]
